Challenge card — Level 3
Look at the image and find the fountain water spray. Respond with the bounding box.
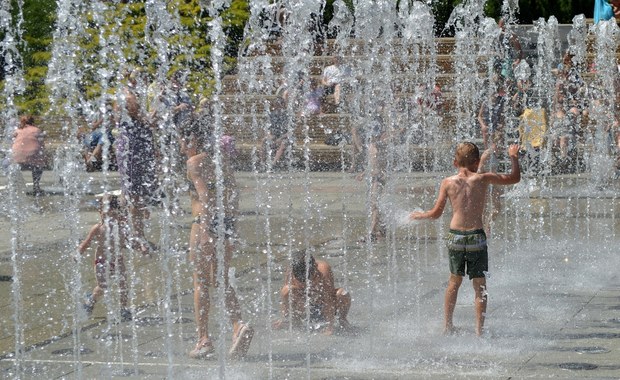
[3,1,620,378]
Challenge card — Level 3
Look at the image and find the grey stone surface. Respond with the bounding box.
[1,169,620,379]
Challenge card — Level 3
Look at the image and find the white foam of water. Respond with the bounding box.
[394,207,422,227]
[379,196,422,228]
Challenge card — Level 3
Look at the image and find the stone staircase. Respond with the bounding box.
[34,23,620,172]
[223,23,620,172]
[223,37,465,171]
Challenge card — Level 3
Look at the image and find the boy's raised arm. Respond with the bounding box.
[477,148,493,173]
[482,144,521,185]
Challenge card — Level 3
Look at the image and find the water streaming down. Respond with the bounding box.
[448,0,487,143]
[0,0,28,377]
[234,2,278,376]
[2,0,620,379]
[530,16,560,183]
[141,2,180,377]
[45,1,94,376]
[327,0,354,299]
[355,1,395,344]
[587,20,619,189]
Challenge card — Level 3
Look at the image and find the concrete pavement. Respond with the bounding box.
[1,168,620,379]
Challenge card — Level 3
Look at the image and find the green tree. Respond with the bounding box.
[76,0,250,101]
[432,0,462,36]
[5,0,250,115]
[1,0,605,116]
[485,0,593,24]
[5,0,56,114]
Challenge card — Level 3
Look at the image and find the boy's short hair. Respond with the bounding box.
[291,251,316,283]
[455,142,480,167]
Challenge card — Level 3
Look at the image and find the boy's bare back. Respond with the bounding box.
[442,172,491,230]
[410,144,520,229]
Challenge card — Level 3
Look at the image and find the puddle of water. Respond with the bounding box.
[558,362,598,370]
[574,346,610,354]
[50,347,94,356]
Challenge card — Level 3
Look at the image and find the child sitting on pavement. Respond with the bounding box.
[410,142,521,336]
[78,194,131,321]
[273,251,352,335]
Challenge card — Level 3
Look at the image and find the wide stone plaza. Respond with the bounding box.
[0,167,619,379]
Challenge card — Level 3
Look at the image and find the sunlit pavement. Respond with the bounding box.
[1,168,620,379]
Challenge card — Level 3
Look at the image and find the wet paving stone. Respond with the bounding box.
[108,368,144,377]
[563,332,620,339]
[134,316,193,326]
[573,346,611,354]
[168,306,194,313]
[134,316,162,326]
[558,362,598,370]
[3,172,620,378]
[143,350,168,358]
[50,347,94,356]
[92,332,133,341]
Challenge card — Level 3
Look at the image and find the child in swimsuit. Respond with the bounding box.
[410,142,521,336]
[273,251,352,335]
[180,112,253,360]
[78,195,131,321]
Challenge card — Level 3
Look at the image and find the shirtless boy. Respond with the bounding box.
[273,251,351,335]
[410,142,520,336]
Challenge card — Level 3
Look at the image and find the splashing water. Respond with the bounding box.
[2,1,620,379]
[380,196,421,229]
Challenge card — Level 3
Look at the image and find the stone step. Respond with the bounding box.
[237,51,619,77]
[220,73,460,94]
[216,92,471,115]
[38,102,459,142]
[41,136,452,173]
[243,37,455,57]
[244,27,619,59]
[34,25,619,172]
[217,113,458,141]
[232,140,451,171]
[236,54,483,76]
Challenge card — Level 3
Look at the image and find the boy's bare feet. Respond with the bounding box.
[229,323,254,360]
[443,325,460,336]
[131,238,157,257]
[189,338,215,359]
[338,319,352,332]
[273,318,305,331]
[272,319,285,330]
